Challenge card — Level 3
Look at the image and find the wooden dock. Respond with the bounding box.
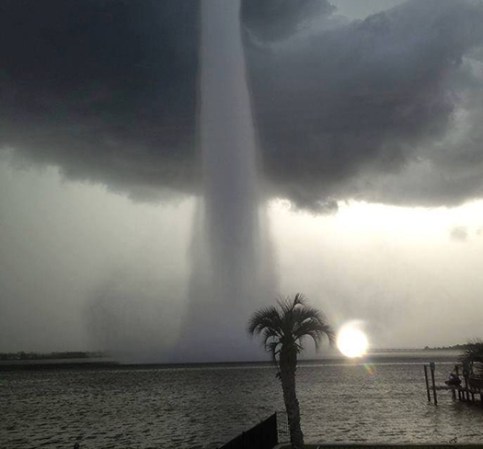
[424,362,483,406]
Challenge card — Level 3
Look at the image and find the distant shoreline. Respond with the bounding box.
[0,349,461,371]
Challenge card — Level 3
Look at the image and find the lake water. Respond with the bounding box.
[2,353,483,448]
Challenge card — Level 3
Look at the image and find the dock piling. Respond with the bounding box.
[430,362,437,405]
[424,365,431,402]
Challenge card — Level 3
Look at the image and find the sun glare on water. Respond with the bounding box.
[336,321,369,358]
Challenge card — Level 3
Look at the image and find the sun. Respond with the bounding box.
[336,321,369,358]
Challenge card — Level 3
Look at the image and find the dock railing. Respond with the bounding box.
[424,362,483,406]
[219,413,278,449]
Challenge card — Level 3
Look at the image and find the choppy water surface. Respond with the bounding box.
[2,356,483,448]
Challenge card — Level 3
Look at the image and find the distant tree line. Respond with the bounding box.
[459,341,483,364]
[0,351,105,361]
[423,344,470,351]
[423,340,483,363]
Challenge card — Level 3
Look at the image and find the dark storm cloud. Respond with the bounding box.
[0,0,200,198]
[248,0,483,208]
[1,0,483,208]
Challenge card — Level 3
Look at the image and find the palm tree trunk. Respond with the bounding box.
[280,352,304,449]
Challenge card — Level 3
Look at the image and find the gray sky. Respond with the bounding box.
[1,0,483,360]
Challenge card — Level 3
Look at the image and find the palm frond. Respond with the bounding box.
[294,317,335,348]
[266,340,281,363]
[248,306,280,336]
[293,292,305,307]
[263,327,280,346]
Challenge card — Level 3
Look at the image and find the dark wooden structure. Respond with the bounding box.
[424,362,483,406]
[219,413,278,449]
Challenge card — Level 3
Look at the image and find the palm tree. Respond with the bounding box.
[460,340,483,380]
[248,293,334,449]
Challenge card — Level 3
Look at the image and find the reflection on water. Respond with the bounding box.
[2,359,482,448]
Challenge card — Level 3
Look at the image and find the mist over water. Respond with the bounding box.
[174,0,273,362]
